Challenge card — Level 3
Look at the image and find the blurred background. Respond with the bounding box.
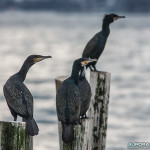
[0,0,150,150]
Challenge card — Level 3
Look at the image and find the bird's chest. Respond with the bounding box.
[93,36,108,58]
[98,36,107,48]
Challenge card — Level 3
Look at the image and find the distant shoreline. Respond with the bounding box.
[0,1,150,13]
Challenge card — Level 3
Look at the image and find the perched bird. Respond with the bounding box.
[56,58,95,143]
[3,55,52,136]
[82,13,125,71]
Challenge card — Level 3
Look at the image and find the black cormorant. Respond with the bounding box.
[3,55,52,136]
[82,13,125,71]
[56,58,95,143]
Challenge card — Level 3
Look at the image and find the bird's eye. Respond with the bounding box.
[36,57,41,61]
[113,17,117,21]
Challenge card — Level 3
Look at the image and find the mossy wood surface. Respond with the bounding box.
[88,71,111,150]
[0,121,26,150]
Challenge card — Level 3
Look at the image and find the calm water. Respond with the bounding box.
[0,11,150,150]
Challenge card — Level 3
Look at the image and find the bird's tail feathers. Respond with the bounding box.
[23,118,39,136]
[62,123,74,143]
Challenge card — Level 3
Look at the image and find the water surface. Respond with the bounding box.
[0,11,150,150]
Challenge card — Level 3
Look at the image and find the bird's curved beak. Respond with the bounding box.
[114,16,126,21]
[81,58,97,67]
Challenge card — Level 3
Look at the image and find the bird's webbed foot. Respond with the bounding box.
[84,114,89,119]
[76,118,82,125]
[81,114,89,119]
[74,118,81,125]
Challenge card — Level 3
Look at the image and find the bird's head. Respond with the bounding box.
[26,55,52,65]
[71,58,97,83]
[75,57,97,68]
[103,13,125,24]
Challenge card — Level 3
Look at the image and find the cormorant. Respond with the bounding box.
[56,58,95,143]
[82,13,125,71]
[3,55,52,136]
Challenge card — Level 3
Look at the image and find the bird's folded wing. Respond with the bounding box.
[3,83,33,118]
[82,33,99,58]
[56,84,80,123]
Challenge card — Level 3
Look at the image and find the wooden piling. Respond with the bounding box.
[58,118,91,150]
[55,71,111,150]
[0,121,26,150]
[25,135,33,150]
[0,121,33,150]
[88,71,111,150]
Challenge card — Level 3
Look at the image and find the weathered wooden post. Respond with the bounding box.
[0,121,25,150]
[55,71,111,150]
[21,120,33,150]
[88,71,111,150]
[25,135,33,150]
[0,121,33,150]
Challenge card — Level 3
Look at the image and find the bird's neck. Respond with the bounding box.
[18,61,33,82]
[79,67,85,80]
[71,63,81,85]
[102,22,110,36]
